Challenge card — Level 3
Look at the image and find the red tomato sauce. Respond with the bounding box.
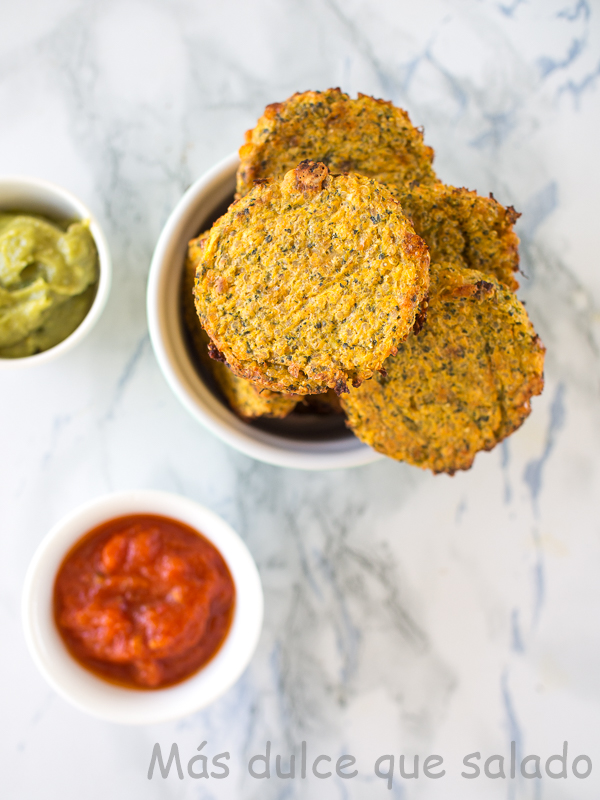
[53,514,235,689]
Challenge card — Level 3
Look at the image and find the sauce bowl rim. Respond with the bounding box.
[21,489,264,724]
[0,174,111,368]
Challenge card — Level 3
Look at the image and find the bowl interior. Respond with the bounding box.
[0,178,87,221]
[147,154,381,470]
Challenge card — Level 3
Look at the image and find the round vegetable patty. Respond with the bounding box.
[237,88,436,199]
[192,161,430,394]
[183,234,300,419]
[236,89,521,292]
[395,182,521,291]
[341,262,545,473]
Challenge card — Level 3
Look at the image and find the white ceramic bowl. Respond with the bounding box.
[147,153,381,470]
[0,176,111,368]
[22,490,263,725]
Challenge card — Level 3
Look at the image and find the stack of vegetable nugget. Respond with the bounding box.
[184,88,544,474]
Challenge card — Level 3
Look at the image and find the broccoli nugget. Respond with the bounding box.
[396,183,520,290]
[238,89,520,290]
[193,161,430,395]
[208,347,301,419]
[341,262,545,474]
[183,234,299,419]
[237,88,436,198]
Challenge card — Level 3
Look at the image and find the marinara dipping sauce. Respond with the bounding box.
[53,514,235,689]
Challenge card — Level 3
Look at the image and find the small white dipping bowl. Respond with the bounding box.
[0,176,111,368]
[147,153,381,470]
[22,490,263,725]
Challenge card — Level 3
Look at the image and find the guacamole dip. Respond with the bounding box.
[0,213,99,358]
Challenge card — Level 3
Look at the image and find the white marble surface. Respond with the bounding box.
[1,1,600,798]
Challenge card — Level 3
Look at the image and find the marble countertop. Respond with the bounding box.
[1,1,600,798]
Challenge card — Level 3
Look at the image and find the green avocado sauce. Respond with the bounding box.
[0,213,99,358]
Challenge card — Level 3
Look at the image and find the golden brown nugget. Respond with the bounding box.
[237,89,520,290]
[210,350,301,419]
[182,231,212,361]
[396,183,520,290]
[237,88,436,198]
[341,262,545,474]
[183,235,299,419]
[193,161,430,395]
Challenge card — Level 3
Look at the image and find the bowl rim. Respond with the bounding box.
[146,152,382,471]
[0,175,112,368]
[21,489,264,725]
